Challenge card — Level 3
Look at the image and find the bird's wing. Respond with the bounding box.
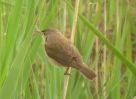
[45,35,74,66]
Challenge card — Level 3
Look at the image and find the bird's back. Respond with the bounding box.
[44,32,82,68]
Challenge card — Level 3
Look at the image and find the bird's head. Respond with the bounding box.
[42,28,57,36]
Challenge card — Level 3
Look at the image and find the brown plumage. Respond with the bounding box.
[42,28,96,80]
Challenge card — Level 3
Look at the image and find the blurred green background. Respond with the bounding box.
[0,0,136,99]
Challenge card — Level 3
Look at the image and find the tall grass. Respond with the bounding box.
[0,0,136,99]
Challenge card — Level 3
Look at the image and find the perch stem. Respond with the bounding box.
[62,0,80,99]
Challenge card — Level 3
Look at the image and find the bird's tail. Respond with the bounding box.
[76,63,96,80]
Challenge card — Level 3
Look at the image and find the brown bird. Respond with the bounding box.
[42,28,96,80]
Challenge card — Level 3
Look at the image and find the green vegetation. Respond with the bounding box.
[0,0,136,99]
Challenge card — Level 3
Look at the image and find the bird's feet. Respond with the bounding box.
[64,67,71,75]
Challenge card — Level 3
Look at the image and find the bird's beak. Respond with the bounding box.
[33,30,43,37]
[34,30,41,33]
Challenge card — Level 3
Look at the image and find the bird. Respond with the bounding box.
[42,28,96,80]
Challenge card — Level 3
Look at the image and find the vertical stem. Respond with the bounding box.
[102,0,107,98]
[95,37,99,98]
[63,2,67,34]
[95,1,99,98]
[71,0,80,43]
[62,2,68,99]
[62,0,80,99]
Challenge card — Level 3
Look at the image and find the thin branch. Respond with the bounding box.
[95,2,99,98]
[62,0,80,99]
[70,0,80,43]
[62,2,68,99]
[102,0,107,98]
[95,37,99,98]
